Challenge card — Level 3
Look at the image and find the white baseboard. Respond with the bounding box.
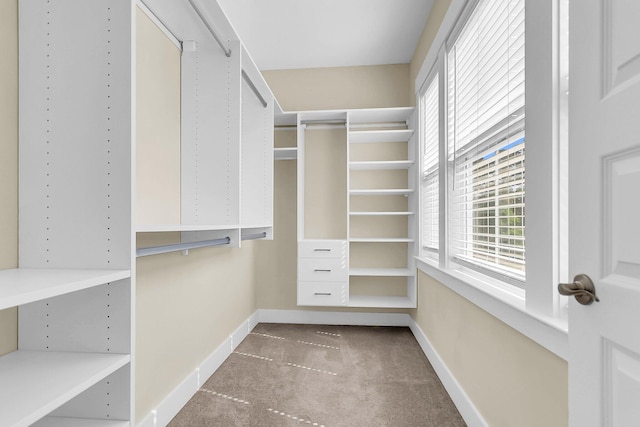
[137,311,256,427]
[138,309,485,427]
[408,320,488,427]
[257,308,413,326]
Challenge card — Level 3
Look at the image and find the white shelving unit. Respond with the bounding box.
[135,0,276,248]
[9,0,275,424]
[7,1,135,425]
[293,107,417,308]
[347,107,417,308]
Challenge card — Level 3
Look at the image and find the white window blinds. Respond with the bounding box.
[421,76,439,259]
[447,0,526,281]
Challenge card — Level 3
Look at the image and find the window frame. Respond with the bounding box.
[418,66,441,262]
[414,0,569,360]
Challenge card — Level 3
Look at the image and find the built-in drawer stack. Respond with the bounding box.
[297,240,348,306]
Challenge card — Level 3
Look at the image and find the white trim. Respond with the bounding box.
[136,311,255,427]
[257,309,413,327]
[408,320,489,427]
[416,258,568,360]
[414,0,467,94]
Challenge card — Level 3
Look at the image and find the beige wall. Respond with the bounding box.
[263,64,410,111]
[136,10,181,225]
[412,272,568,426]
[134,10,257,422]
[407,3,568,426]
[409,0,452,104]
[0,0,18,357]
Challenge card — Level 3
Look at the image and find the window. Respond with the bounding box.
[447,0,525,282]
[414,0,568,347]
[421,75,439,261]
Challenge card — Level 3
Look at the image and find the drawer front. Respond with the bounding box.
[298,258,348,282]
[298,282,348,306]
[298,240,348,259]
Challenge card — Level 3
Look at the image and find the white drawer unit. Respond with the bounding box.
[297,239,348,306]
[298,258,348,282]
[298,240,348,258]
[297,282,348,306]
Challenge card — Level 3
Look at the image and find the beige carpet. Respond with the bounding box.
[168,323,466,426]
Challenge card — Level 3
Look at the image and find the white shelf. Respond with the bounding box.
[348,295,415,309]
[349,189,414,196]
[0,269,131,311]
[32,418,130,427]
[349,129,414,144]
[349,238,415,243]
[274,147,298,160]
[349,211,414,216]
[0,351,130,427]
[348,107,414,124]
[135,224,240,233]
[349,268,414,277]
[349,160,413,170]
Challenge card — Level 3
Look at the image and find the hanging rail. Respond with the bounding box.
[241,232,267,241]
[136,237,231,257]
[187,0,232,57]
[242,70,268,108]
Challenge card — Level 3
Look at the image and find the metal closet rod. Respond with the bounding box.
[242,70,268,108]
[187,0,232,57]
[136,237,231,257]
[241,232,267,241]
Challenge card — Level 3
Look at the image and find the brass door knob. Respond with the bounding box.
[558,274,599,305]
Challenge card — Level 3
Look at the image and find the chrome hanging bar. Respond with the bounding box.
[187,0,232,57]
[241,232,267,241]
[242,70,268,108]
[136,237,231,257]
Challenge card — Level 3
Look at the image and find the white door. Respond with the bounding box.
[568,0,640,426]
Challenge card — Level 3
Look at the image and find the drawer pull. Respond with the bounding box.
[314,248,331,252]
[314,292,332,296]
[314,269,332,272]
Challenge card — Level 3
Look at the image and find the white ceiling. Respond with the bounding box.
[216,0,435,71]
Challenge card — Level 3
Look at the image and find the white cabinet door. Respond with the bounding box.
[568,1,640,425]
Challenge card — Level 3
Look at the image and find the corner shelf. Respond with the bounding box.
[349,211,414,216]
[349,189,414,196]
[349,160,413,170]
[349,268,414,277]
[349,129,414,144]
[349,238,415,243]
[0,351,130,427]
[274,147,298,160]
[348,295,415,309]
[0,269,131,311]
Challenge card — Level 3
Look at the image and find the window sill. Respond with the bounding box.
[415,257,569,360]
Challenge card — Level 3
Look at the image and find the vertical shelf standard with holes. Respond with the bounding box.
[7,1,135,426]
[293,107,417,308]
